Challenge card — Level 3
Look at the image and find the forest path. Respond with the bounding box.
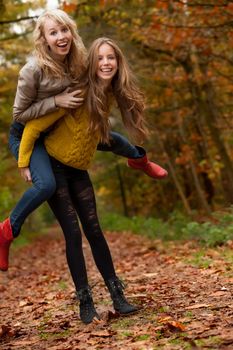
[0,225,233,349]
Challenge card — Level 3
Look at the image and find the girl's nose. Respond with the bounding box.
[57,31,65,39]
[103,57,109,64]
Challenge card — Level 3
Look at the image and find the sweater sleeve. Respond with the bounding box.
[18,108,66,168]
[13,63,58,123]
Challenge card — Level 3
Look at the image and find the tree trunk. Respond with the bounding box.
[115,163,129,217]
[157,135,193,216]
[178,123,212,215]
[180,55,233,204]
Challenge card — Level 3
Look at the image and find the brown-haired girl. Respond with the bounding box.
[11,36,167,324]
[0,10,167,323]
[0,10,167,276]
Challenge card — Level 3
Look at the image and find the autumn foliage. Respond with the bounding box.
[1,0,233,220]
[1,2,233,349]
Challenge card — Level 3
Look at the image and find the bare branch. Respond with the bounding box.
[212,66,233,83]
[0,16,38,25]
[157,19,233,29]
[174,0,233,7]
[211,53,233,66]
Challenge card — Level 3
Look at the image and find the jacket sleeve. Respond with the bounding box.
[18,108,66,168]
[13,63,58,122]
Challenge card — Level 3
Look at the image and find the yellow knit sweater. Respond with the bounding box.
[18,107,100,170]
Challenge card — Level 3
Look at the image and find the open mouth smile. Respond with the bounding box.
[57,42,69,48]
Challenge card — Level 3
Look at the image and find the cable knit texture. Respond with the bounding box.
[18,107,100,170]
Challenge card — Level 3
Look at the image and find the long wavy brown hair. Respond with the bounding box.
[80,37,149,144]
[33,9,87,80]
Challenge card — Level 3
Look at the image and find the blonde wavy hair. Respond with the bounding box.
[33,9,87,80]
[81,37,148,144]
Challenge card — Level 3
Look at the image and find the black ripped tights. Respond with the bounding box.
[47,158,116,291]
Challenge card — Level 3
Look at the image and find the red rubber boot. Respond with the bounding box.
[127,155,168,179]
[0,218,14,271]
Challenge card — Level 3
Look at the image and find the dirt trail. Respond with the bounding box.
[0,225,233,349]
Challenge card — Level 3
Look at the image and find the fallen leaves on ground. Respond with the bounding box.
[0,225,233,349]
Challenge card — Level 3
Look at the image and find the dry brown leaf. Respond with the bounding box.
[185,303,212,310]
[209,291,229,297]
[91,329,114,337]
[1,227,232,350]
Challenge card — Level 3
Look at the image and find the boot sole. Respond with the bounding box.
[0,267,8,271]
[117,307,142,316]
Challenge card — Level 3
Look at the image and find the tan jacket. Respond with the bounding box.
[13,57,71,123]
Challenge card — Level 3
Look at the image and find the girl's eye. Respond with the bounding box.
[62,27,69,33]
[50,31,57,36]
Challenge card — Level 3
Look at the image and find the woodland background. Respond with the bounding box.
[1,0,233,244]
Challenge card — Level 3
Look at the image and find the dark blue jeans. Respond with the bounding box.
[9,123,56,236]
[97,131,144,158]
[8,122,143,237]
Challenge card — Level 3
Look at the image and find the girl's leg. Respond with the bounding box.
[47,165,99,324]
[97,131,168,179]
[1,125,56,271]
[9,134,56,237]
[47,167,88,291]
[97,131,142,158]
[69,171,116,282]
[48,190,89,291]
[69,170,139,315]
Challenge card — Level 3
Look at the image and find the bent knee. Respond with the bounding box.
[35,180,57,199]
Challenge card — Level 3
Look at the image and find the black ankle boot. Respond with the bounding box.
[105,277,139,315]
[76,286,100,324]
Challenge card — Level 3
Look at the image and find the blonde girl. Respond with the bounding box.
[8,37,166,324]
[1,10,167,275]
[0,10,166,323]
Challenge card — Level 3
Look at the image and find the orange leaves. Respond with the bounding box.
[227,2,233,14]
[227,31,233,46]
[1,226,233,349]
[150,21,161,31]
[156,0,169,11]
[99,0,109,7]
[99,0,107,7]
[192,37,212,56]
[99,0,120,8]
[164,87,173,97]
[61,1,77,14]
[147,1,228,57]
[158,316,186,332]
[176,145,194,165]
[173,30,190,49]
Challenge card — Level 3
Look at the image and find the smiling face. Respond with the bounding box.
[96,43,118,86]
[43,18,73,62]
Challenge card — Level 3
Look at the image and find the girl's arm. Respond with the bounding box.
[13,63,59,123]
[18,108,66,168]
[13,63,84,123]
